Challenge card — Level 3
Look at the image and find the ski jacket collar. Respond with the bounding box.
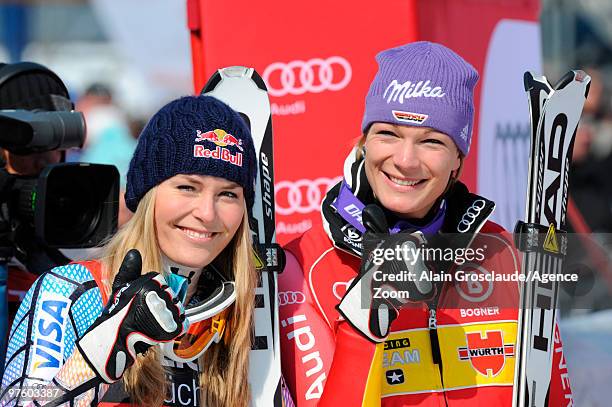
[333,179,447,237]
[162,254,203,303]
[321,147,496,258]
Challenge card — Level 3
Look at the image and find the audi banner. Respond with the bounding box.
[188,0,418,244]
[188,0,540,242]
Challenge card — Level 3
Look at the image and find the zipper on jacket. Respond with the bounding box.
[428,307,442,365]
[427,298,448,407]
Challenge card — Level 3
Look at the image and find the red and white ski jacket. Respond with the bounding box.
[278,218,573,407]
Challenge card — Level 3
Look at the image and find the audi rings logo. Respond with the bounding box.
[275,177,342,216]
[278,291,306,306]
[263,57,352,97]
[332,279,354,301]
[457,200,487,233]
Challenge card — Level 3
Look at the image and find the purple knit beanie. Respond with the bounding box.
[362,41,479,155]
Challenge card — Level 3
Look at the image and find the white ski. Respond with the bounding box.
[513,70,590,407]
[202,66,283,407]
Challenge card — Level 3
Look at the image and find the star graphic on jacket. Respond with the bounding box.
[388,371,402,383]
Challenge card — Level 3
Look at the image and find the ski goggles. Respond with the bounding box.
[161,279,236,363]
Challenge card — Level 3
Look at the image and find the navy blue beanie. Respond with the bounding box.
[125,95,257,212]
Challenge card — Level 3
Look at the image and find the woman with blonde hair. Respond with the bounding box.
[278,41,573,406]
[2,95,258,407]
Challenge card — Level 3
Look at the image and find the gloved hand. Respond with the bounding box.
[337,205,437,342]
[77,249,188,383]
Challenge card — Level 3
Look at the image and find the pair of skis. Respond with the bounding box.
[513,70,590,407]
[201,67,284,406]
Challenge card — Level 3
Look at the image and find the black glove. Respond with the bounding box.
[337,205,436,342]
[77,249,188,383]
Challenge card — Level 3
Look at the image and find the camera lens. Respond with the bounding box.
[46,176,101,241]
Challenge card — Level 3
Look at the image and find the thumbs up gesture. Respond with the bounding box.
[77,249,188,383]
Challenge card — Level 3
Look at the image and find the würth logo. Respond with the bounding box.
[457,331,515,377]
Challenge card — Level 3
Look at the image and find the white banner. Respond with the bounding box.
[477,19,542,230]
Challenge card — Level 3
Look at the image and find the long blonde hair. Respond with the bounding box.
[99,186,256,406]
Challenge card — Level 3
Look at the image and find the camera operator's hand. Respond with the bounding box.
[77,249,188,383]
[337,205,437,343]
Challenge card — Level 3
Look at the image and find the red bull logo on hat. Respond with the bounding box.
[194,129,243,167]
[457,330,515,377]
[195,129,244,151]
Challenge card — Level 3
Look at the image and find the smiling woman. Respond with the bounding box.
[363,123,461,219]
[1,95,263,407]
[277,41,574,406]
[154,175,245,269]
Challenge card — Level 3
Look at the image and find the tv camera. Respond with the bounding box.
[0,62,119,265]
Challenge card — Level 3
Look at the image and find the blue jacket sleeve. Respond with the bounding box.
[0,263,104,405]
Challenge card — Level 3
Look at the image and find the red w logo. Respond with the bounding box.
[457,331,515,377]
